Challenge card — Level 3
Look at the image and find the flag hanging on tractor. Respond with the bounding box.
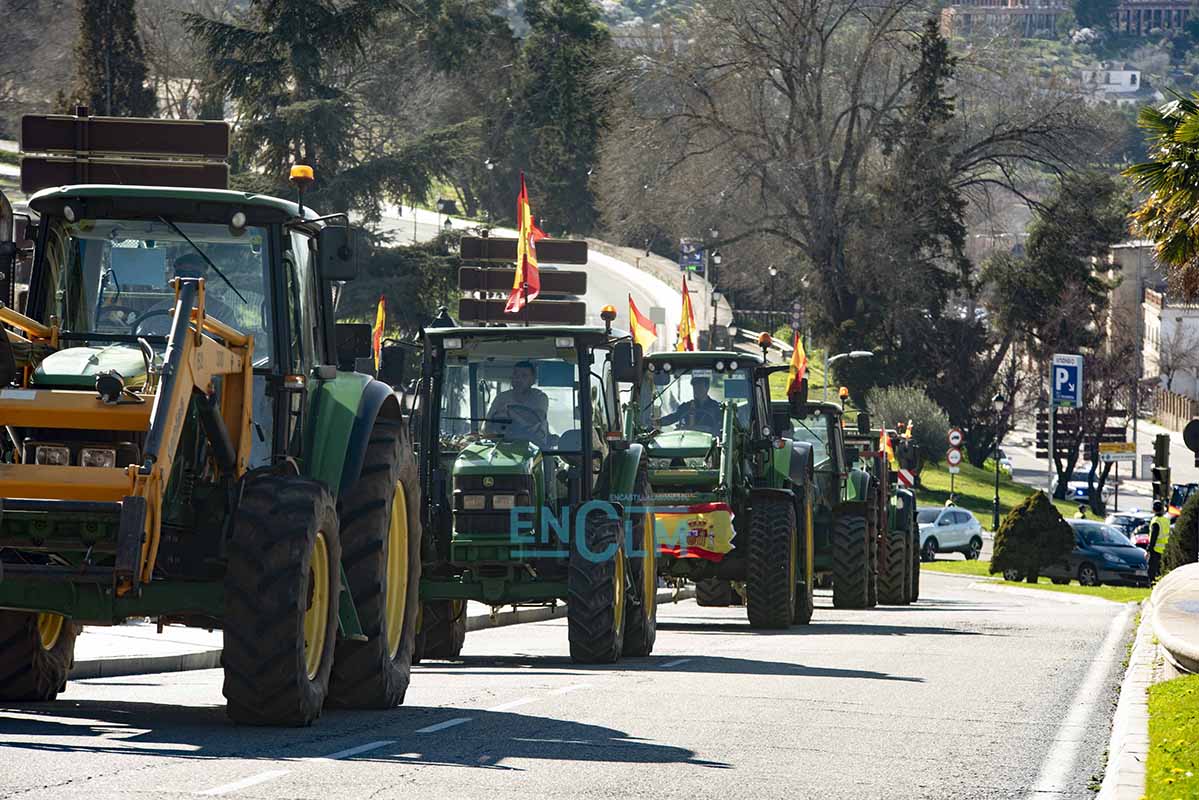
[880,426,896,467]
[372,295,386,371]
[505,172,546,314]
[786,331,808,396]
[629,294,658,352]
[677,275,697,351]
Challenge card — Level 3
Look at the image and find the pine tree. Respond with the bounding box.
[70,0,157,117]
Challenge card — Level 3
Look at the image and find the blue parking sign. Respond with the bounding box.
[1051,353,1083,408]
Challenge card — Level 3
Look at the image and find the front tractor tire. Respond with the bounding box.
[0,611,79,701]
[328,419,423,707]
[696,579,734,607]
[793,487,816,625]
[222,475,341,726]
[746,495,798,629]
[622,470,658,657]
[568,515,627,663]
[414,600,466,663]
[832,513,870,609]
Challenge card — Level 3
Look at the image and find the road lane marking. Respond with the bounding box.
[306,740,396,761]
[488,697,538,712]
[416,717,473,733]
[1027,606,1132,798]
[198,769,291,795]
[549,683,592,695]
[660,658,692,668]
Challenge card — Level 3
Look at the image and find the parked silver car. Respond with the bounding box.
[917,506,984,561]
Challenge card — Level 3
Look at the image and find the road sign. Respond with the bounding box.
[649,306,666,325]
[1098,442,1136,463]
[1051,353,1084,408]
[946,447,962,467]
[897,468,915,488]
[948,428,963,447]
[948,465,961,474]
[679,239,705,274]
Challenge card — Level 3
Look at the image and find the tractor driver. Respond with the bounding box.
[660,375,723,435]
[485,360,550,445]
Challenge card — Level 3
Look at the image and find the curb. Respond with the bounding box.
[1097,601,1159,800]
[1150,563,1199,676]
[69,587,697,679]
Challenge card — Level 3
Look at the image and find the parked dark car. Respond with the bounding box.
[1002,519,1148,587]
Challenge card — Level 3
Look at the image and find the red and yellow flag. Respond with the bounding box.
[786,331,808,396]
[372,295,386,371]
[629,294,658,352]
[880,426,896,466]
[505,172,546,314]
[677,276,697,351]
[903,418,913,440]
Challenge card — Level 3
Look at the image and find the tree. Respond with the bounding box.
[337,232,461,333]
[865,384,950,473]
[990,491,1074,583]
[69,0,157,116]
[1074,0,1117,30]
[1164,488,1199,574]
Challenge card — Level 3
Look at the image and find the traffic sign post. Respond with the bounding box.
[946,446,962,499]
[1049,354,1083,496]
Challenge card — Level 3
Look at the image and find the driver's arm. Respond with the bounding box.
[483,391,511,434]
[659,402,687,426]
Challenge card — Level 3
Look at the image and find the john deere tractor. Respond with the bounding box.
[635,350,816,628]
[0,113,422,726]
[412,238,656,663]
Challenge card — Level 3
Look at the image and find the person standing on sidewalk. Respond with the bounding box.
[1148,501,1171,582]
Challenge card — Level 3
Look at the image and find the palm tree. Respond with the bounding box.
[1124,92,1199,298]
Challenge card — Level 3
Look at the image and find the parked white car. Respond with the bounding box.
[916,506,984,561]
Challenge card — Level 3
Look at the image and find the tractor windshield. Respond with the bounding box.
[438,337,582,451]
[43,217,273,361]
[785,411,832,469]
[641,365,751,436]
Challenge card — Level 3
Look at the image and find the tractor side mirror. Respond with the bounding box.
[335,322,373,370]
[611,340,642,383]
[857,412,871,435]
[318,225,359,281]
[787,378,808,417]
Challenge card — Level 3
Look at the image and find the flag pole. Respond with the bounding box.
[523,280,529,327]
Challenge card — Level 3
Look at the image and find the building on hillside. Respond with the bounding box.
[940,0,1067,38]
[1143,289,1199,398]
[1107,240,1167,346]
[1079,64,1164,106]
[1113,0,1192,34]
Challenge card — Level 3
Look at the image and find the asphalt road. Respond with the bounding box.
[0,572,1132,800]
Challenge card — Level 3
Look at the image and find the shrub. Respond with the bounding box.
[1164,489,1199,575]
[866,384,950,466]
[990,491,1074,583]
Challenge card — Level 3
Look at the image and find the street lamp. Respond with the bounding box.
[992,392,1005,532]
[768,266,778,326]
[824,350,874,401]
[710,290,722,347]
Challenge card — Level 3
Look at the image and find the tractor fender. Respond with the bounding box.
[750,486,795,505]
[786,441,814,488]
[846,467,873,504]
[606,442,647,504]
[337,378,403,495]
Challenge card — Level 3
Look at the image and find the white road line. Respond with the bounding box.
[549,683,592,695]
[416,716,473,733]
[488,697,538,712]
[198,769,291,796]
[305,740,396,762]
[660,658,692,668]
[1027,606,1132,798]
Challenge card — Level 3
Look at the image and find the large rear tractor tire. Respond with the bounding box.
[568,515,627,663]
[222,475,341,726]
[0,611,79,701]
[622,470,658,657]
[695,579,733,606]
[878,527,909,605]
[414,600,466,663]
[832,514,870,609]
[328,419,422,708]
[746,496,798,629]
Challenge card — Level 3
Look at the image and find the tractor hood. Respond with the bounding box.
[31,345,148,389]
[647,430,716,459]
[452,438,542,477]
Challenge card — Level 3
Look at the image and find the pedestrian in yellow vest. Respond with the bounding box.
[1148,500,1171,582]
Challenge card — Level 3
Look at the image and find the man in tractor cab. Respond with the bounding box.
[660,374,723,435]
[485,360,550,446]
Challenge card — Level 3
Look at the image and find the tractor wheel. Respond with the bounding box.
[695,579,733,606]
[794,488,816,625]
[0,611,79,701]
[866,515,879,608]
[832,514,869,609]
[909,530,921,603]
[568,514,627,663]
[413,601,466,663]
[623,470,657,657]
[877,527,908,605]
[328,420,423,708]
[223,474,341,726]
[746,495,798,629]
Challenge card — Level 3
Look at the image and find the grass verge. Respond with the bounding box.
[917,460,1081,528]
[1146,673,1199,799]
[921,558,1151,602]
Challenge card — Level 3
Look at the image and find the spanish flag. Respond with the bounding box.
[505,172,546,314]
[786,331,808,396]
[677,276,697,351]
[629,294,657,352]
[903,418,913,440]
[372,295,386,371]
[880,426,896,467]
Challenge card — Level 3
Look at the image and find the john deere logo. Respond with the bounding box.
[483,477,495,488]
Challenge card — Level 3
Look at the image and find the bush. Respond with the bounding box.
[990,491,1074,583]
[1164,489,1199,575]
[866,384,950,466]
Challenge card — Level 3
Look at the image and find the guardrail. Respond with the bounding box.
[1151,562,1199,676]
[729,325,793,357]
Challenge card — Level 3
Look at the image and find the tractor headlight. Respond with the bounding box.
[34,445,70,466]
[462,494,486,511]
[80,447,117,468]
[491,494,516,510]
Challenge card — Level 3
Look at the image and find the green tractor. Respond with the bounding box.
[0,114,422,726]
[634,350,816,628]
[411,245,657,663]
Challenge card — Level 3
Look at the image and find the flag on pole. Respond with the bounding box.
[505,172,546,314]
[629,294,658,352]
[372,295,386,371]
[786,331,808,396]
[880,426,896,467]
[903,418,914,439]
[677,276,697,351]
